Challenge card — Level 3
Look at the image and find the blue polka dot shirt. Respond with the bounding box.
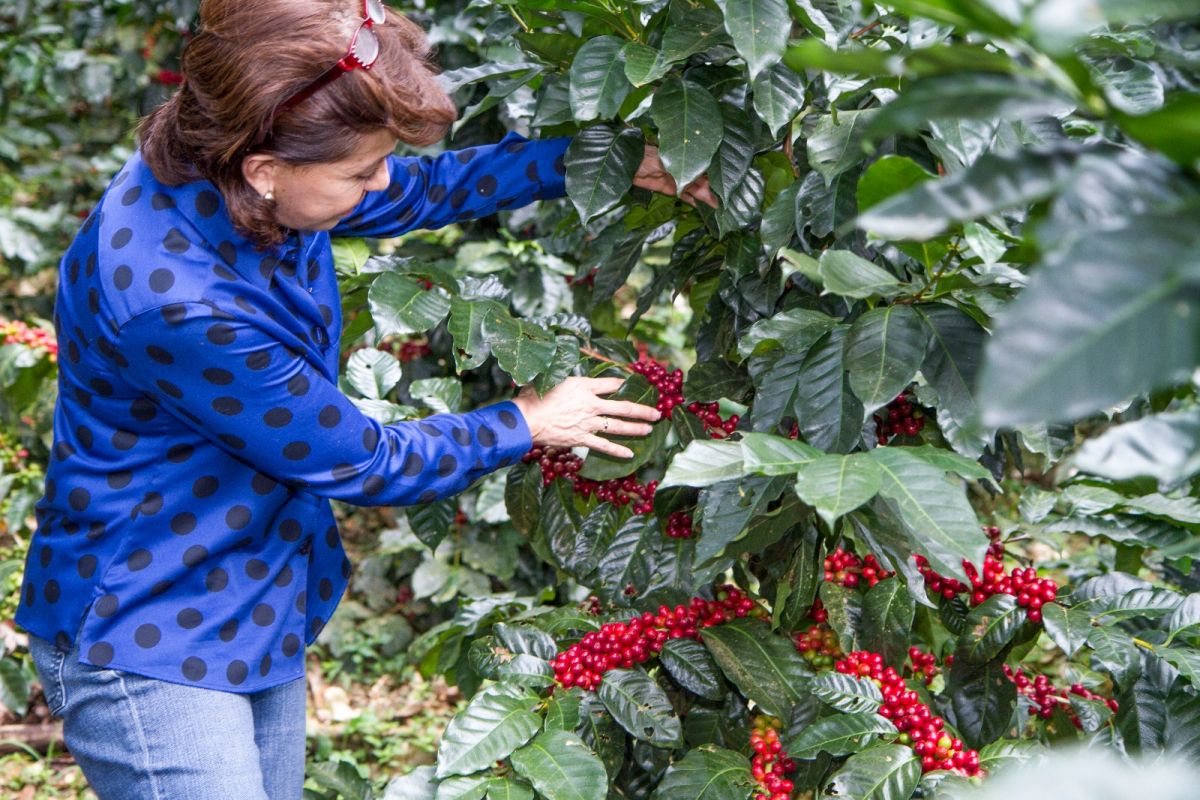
[15,132,572,692]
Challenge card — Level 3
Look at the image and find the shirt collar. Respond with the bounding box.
[125,150,311,291]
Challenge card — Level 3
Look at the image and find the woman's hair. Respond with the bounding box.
[139,0,457,247]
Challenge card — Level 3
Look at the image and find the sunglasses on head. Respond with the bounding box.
[259,0,386,138]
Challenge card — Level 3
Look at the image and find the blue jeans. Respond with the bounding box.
[29,631,307,799]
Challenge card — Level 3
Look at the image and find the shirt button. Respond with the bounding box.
[307,287,313,293]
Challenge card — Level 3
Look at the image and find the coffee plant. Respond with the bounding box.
[338,1,1200,799]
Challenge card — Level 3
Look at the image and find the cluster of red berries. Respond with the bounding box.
[564,267,598,288]
[914,527,1059,623]
[154,68,185,85]
[908,646,941,685]
[521,445,659,514]
[629,356,686,418]
[1004,666,1118,728]
[665,511,695,539]
[809,598,828,623]
[873,390,925,445]
[836,651,982,776]
[551,586,762,690]
[2,319,57,361]
[383,337,432,362]
[793,623,842,669]
[750,717,796,800]
[824,547,894,589]
[686,401,740,438]
[0,432,32,471]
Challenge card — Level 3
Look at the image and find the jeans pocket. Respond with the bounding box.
[28,635,68,717]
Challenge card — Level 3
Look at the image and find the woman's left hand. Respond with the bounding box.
[632,145,719,208]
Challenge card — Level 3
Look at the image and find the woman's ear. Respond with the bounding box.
[241,153,280,199]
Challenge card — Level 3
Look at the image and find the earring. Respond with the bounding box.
[263,190,275,203]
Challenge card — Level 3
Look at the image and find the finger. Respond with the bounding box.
[601,399,663,422]
[684,178,719,209]
[601,419,655,438]
[582,433,634,459]
[583,376,629,395]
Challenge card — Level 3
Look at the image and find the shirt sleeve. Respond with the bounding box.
[332,132,572,239]
[114,303,532,506]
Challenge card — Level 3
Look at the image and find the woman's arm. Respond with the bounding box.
[114,303,658,505]
[332,132,571,239]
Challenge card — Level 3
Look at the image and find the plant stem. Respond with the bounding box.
[580,346,631,368]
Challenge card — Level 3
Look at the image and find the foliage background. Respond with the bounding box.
[3,1,1200,799]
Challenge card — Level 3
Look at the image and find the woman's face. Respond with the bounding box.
[257,129,397,232]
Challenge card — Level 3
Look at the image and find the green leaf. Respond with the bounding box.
[505,465,543,538]
[740,433,823,475]
[598,667,683,748]
[821,743,920,800]
[544,690,583,733]
[720,0,791,79]
[776,524,826,631]
[978,214,1200,426]
[869,447,985,585]
[708,104,758,210]
[865,73,1072,141]
[794,329,865,453]
[579,374,669,481]
[662,440,746,487]
[622,42,669,87]
[749,350,810,434]
[596,515,658,600]
[652,78,725,190]
[860,578,916,668]
[818,250,904,300]
[856,155,935,213]
[486,778,535,800]
[509,730,607,800]
[845,305,929,415]
[661,3,729,64]
[0,658,30,716]
[810,672,884,714]
[566,126,644,224]
[976,738,1045,774]
[684,359,749,404]
[955,594,1026,664]
[649,746,756,800]
[549,501,615,580]
[1040,602,1089,658]
[569,36,632,120]
[660,638,726,701]
[738,308,839,360]
[807,110,877,184]
[436,685,542,779]
[410,378,463,415]
[697,476,788,567]
[1165,688,1200,762]
[788,713,896,759]
[449,297,503,372]
[308,761,372,800]
[916,305,988,457]
[1086,624,1141,686]
[1166,595,1200,645]
[858,145,1080,240]
[944,659,1016,749]
[793,453,882,528]
[483,308,557,386]
[369,273,451,337]
[820,582,864,654]
[575,695,623,781]
[1116,93,1200,168]
[1073,408,1200,487]
[346,349,402,400]
[751,62,807,137]
[702,619,813,719]
[440,62,541,93]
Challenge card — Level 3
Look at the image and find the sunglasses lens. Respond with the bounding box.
[365,0,386,25]
[354,25,380,65]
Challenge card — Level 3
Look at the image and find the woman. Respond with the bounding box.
[15,1,710,796]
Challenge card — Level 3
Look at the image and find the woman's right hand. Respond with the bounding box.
[510,376,662,459]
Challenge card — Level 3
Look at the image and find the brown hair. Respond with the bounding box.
[138,0,457,247]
